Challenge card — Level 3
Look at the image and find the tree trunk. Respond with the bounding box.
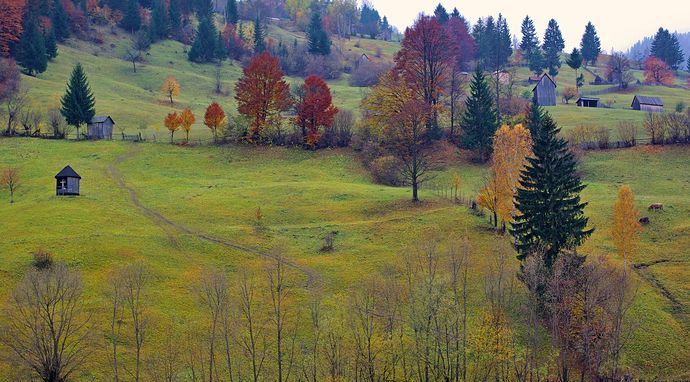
[412,180,419,202]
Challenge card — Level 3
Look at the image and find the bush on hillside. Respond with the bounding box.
[32,249,54,270]
[369,155,403,186]
[348,60,391,87]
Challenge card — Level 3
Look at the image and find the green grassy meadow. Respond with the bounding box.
[2,22,690,380]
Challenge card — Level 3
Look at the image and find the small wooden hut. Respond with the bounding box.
[55,165,81,196]
[532,74,557,106]
[631,96,663,112]
[87,116,115,139]
[576,97,600,108]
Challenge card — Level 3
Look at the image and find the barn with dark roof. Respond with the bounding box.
[532,74,557,106]
[55,165,81,196]
[631,95,663,112]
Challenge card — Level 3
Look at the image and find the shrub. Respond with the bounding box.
[32,249,54,270]
[595,127,610,149]
[320,109,355,148]
[663,112,688,143]
[369,155,403,186]
[303,53,343,80]
[644,112,666,144]
[675,101,686,113]
[348,60,391,87]
[499,97,529,118]
[561,86,578,104]
[617,122,638,147]
[565,125,597,149]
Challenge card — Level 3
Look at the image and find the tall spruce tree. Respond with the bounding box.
[16,16,48,76]
[566,48,583,89]
[511,98,593,268]
[225,0,238,24]
[543,18,564,76]
[433,3,448,24]
[169,0,181,37]
[253,16,265,53]
[120,0,141,32]
[580,21,601,65]
[520,15,543,74]
[307,10,330,55]
[188,16,218,62]
[60,63,96,139]
[45,29,58,60]
[147,0,169,41]
[460,66,498,162]
[52,0,70,41]
[651,28,684,70]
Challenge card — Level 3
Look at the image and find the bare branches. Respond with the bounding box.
[1,166,20,203]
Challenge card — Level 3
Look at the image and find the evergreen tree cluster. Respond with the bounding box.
[579,21,601,65]
[650,27,685,70]
[188,17,226,63]
[473,14,512,70]
[511,98,593,268]
[10,0,67,75]
[359,2,381,39]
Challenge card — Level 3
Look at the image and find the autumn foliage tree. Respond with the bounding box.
[394,15,457,139]
[164,111,182,143]
[180,107,195,143]
[478,124,533,228]
[1,166,20,203]
[0,0,25,56]
[644,57,674,86]
[293,75,338,147]
[204,101,225,142]
[612,185,642,271]
[235,52,292,142]
[161,75,181,104]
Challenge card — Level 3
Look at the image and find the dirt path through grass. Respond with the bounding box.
[107,146,322,287]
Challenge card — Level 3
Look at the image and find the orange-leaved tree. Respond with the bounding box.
[164,111,182,143]
[612,185,642,272]
[644,57,674,86]
[204,102,225,143]
[180,107,195,143]
[478,124,533,228]
[293,75,338,147]
[0,0,25,56]
[235,52,292,142]
[161,75,181,104]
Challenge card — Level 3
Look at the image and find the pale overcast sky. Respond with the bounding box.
[369,0,690,51]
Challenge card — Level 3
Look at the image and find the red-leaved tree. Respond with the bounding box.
[644,57,674,86]
[445,17,475,68]
[0,0,26,56]
[204,102,225,143]
[394,15,458,139]
[235,52,292,142]
[293,75,338,147]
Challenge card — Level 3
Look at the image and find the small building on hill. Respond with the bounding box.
[532,74,557,106]
[55,165,81,196]
[631,95,663,112]
[87,116,114,140]
[492,70,512,85]
[528,75,542,83]
[576,97,600,108]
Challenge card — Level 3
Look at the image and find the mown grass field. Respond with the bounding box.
[0,138,689,379]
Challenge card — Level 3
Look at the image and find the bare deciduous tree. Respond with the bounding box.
[237,270,267,382]
[2,263,91,382]
[121,263,148,382]
[1,167,20,203]
[199,268,230,382]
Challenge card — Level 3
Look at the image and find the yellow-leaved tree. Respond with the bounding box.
[161,75,181,104]
[180,108,195,143]
[612,185,642,272]
[478,124,533,228]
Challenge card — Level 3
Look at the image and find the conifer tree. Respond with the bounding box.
[253,16,265,53]
[15,16,48,76]
[687,54,690,73]
[225,0,237,24]
[433,3,448,24]
[650,28,684,70]
[520,15,543,74]
[511,98,593,268]
[120,0,141,32]
[460,66,498,162]
[580,21,601,65]
[188,17,218,62]
[215,32,227,60]
[60,63,96,139]
[543,18,564,76]
[52,0,70,41]
[45,29,58,60]
[566,48,583,89]
[307,10,330,55]
[148,0,169,41]
[168,0,181,37]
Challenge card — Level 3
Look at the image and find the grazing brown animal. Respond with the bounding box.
[648,203,664,211]
[639,217,650,225]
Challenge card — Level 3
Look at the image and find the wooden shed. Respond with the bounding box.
[576,97,600,108]
[87,116,114,139]
[631,95,663,112]
[55,165,81,196]
[532,74,557,106]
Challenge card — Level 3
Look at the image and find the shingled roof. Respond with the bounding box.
[55,165,81,179]
[90,116,115,124]
[632,95,663,106]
